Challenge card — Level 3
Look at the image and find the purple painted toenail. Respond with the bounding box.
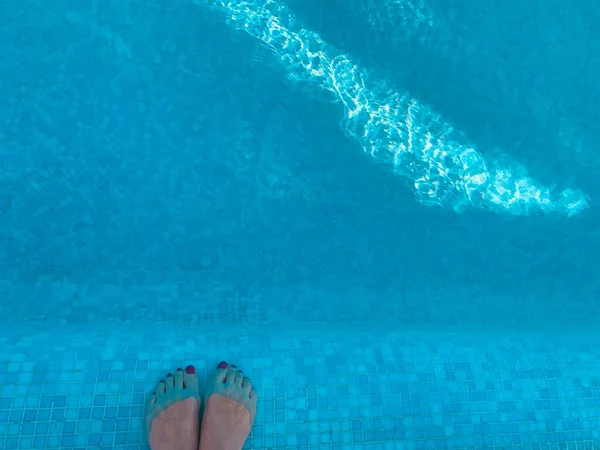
[230,365,237,368]
[176,368,183,372]
[167,373,172,377]
[185,365,196,374]
[217,361,228,369]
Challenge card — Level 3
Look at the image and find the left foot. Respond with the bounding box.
[146,365,201,450]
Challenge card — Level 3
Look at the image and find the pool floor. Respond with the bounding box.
[1,320,600,449]
[1,0,599,448]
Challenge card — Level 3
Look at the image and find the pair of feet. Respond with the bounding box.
[146,361,258,450]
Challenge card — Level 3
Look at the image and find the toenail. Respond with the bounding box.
[167,373,172,377]
[230,365,237,368]
[217,361,228,369]
[176,368,183,372]
[185,365,196,374]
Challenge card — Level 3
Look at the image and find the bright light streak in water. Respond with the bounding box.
[195,0,589,216]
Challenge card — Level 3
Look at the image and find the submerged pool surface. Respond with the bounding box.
[1,0,600,448]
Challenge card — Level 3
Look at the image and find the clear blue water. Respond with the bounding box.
[1,0,599,448]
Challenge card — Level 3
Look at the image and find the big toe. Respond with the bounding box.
[183,365,200,392]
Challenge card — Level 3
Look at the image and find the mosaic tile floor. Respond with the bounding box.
[1,321,600,449]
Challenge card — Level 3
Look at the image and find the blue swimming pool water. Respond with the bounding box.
[1,0,599,448]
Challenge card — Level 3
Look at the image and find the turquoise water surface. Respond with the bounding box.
[1,0,599,448]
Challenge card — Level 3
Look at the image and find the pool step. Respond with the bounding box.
[1,322,599,449]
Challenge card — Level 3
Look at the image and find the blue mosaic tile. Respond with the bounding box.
[0,0,599,333]
[0,323,600,449]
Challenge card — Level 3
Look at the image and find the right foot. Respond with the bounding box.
[199,361,258,450]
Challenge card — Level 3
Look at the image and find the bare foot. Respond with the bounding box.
[146,365,201,450]
[199,361,258,450]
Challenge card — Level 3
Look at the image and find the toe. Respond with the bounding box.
[249,389,258,403]
[242,377,252,394]
[234,370,244,387]
[165,373,174,388]
[225,367,237,385]
[173,368,184,389]
[184,365,200,393]
[215,361,229,383]
[155,380,167,398]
